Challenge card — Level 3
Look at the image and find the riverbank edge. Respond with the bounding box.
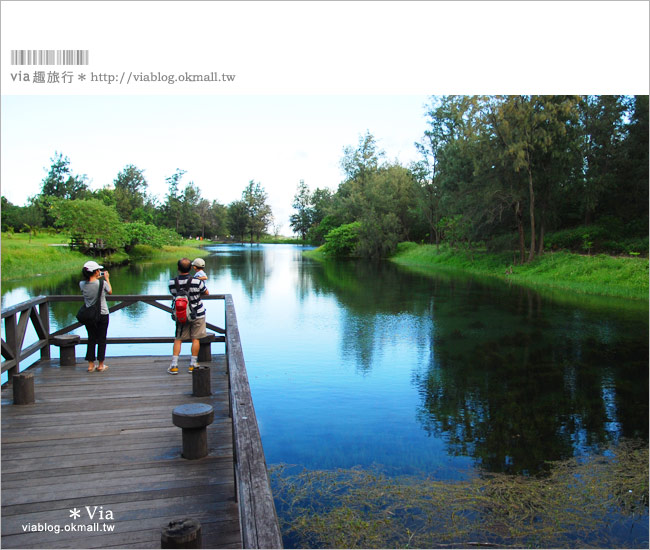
[1,234,307,282]
[1,235,206,283]
[303,244,649,302]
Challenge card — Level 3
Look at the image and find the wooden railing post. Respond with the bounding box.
[4,314,18,384]
[39,301,51,360]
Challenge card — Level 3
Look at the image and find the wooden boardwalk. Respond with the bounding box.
[1,354,242,549]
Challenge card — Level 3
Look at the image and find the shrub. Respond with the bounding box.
[395,241,418,254]
[128,244,155,259]
[123,222,184,249]
[307,215,342,246]
[597,215,625,239]
[486,233,519,253]
[545,225,648,256]
[545,225,606,253]
[323,222,361,257]
[356,212,401,259]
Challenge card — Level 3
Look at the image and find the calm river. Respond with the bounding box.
[2,244,648,547]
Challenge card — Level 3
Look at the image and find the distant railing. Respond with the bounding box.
[1,293,282,549]
[1,294,226,380]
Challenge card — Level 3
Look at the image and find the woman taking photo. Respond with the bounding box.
[80,260,112,372]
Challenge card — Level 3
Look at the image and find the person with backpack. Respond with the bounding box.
[80,260,113,373]
[168,257,210,375]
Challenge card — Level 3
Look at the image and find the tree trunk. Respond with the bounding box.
[527,167,536,263]
[515,201,525,264]
[537,215,545,256]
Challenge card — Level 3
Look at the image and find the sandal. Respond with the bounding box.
[96,365,109,372]
[87,365,96,372]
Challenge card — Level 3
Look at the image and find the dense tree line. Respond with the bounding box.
[291,95,648,260]
[4,95,647,261]
[2,156,275,249]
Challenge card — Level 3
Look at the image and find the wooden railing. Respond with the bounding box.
[2,294,227,380]
[1,293,282,549]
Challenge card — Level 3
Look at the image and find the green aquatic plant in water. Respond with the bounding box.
[270,440,648,548]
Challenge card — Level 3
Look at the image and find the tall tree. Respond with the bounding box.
[164,169,186,233]
[416,96,461,244]
[340,131,385,185]
[113,165,148,222]
[289,180,313,240]
[578,95,628,224]
[485,95,580,262]
[40,152,89,200]
[227,200,249,242]
[206,200,228,239]
[310,187,333,227]
[416,96,482,247]
[612,95,649,225]
[195,198,211,239]
[242,180,272,242]
[180,181,202,236]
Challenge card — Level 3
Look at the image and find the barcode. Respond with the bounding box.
[10,49,89,65]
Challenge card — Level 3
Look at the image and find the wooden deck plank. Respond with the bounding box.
[1,436,233,462]
[1,355,244,549]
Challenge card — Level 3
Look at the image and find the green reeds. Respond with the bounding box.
[271,440,648,549]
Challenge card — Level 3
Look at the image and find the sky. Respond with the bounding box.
[1,1,648,235]
[0,94,431,233]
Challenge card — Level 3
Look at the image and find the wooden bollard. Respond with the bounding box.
[51,334,81,366]
[197,334,216,363]
[192,366,211,397]
[172,403,214,460]
[13,372,35,405]
[161,518,202,548]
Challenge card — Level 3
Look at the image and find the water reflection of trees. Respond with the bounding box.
[216,245,269,299]
[4,261,211,330]
[303,259,437,373]
[305,257,649,475]
[7,262,181,329]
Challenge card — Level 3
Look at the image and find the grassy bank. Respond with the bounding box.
[391,243,648,301]
[1,233,208,282]
[2,233,86,281]
[304,243,648,301]
[258,236,306,244]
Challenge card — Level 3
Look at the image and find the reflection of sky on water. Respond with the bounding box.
[2,245,648,481]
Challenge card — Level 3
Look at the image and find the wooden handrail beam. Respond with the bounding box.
[1,295,48,319]
[73,336,226,345]
[225,295,282,549]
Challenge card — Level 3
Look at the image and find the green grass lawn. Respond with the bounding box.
[1,232,210,282]
[1,232,87,280]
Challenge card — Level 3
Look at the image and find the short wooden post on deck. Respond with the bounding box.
[161,518,202,548]
[197,334,216,363]
[172,403,214,460]
[51,334,81,366]
[13,372,35,405]
[192,366,211,397]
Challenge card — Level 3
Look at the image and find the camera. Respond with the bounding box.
[100,271,105,277]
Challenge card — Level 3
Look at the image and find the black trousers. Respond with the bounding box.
[85,314,109,362]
